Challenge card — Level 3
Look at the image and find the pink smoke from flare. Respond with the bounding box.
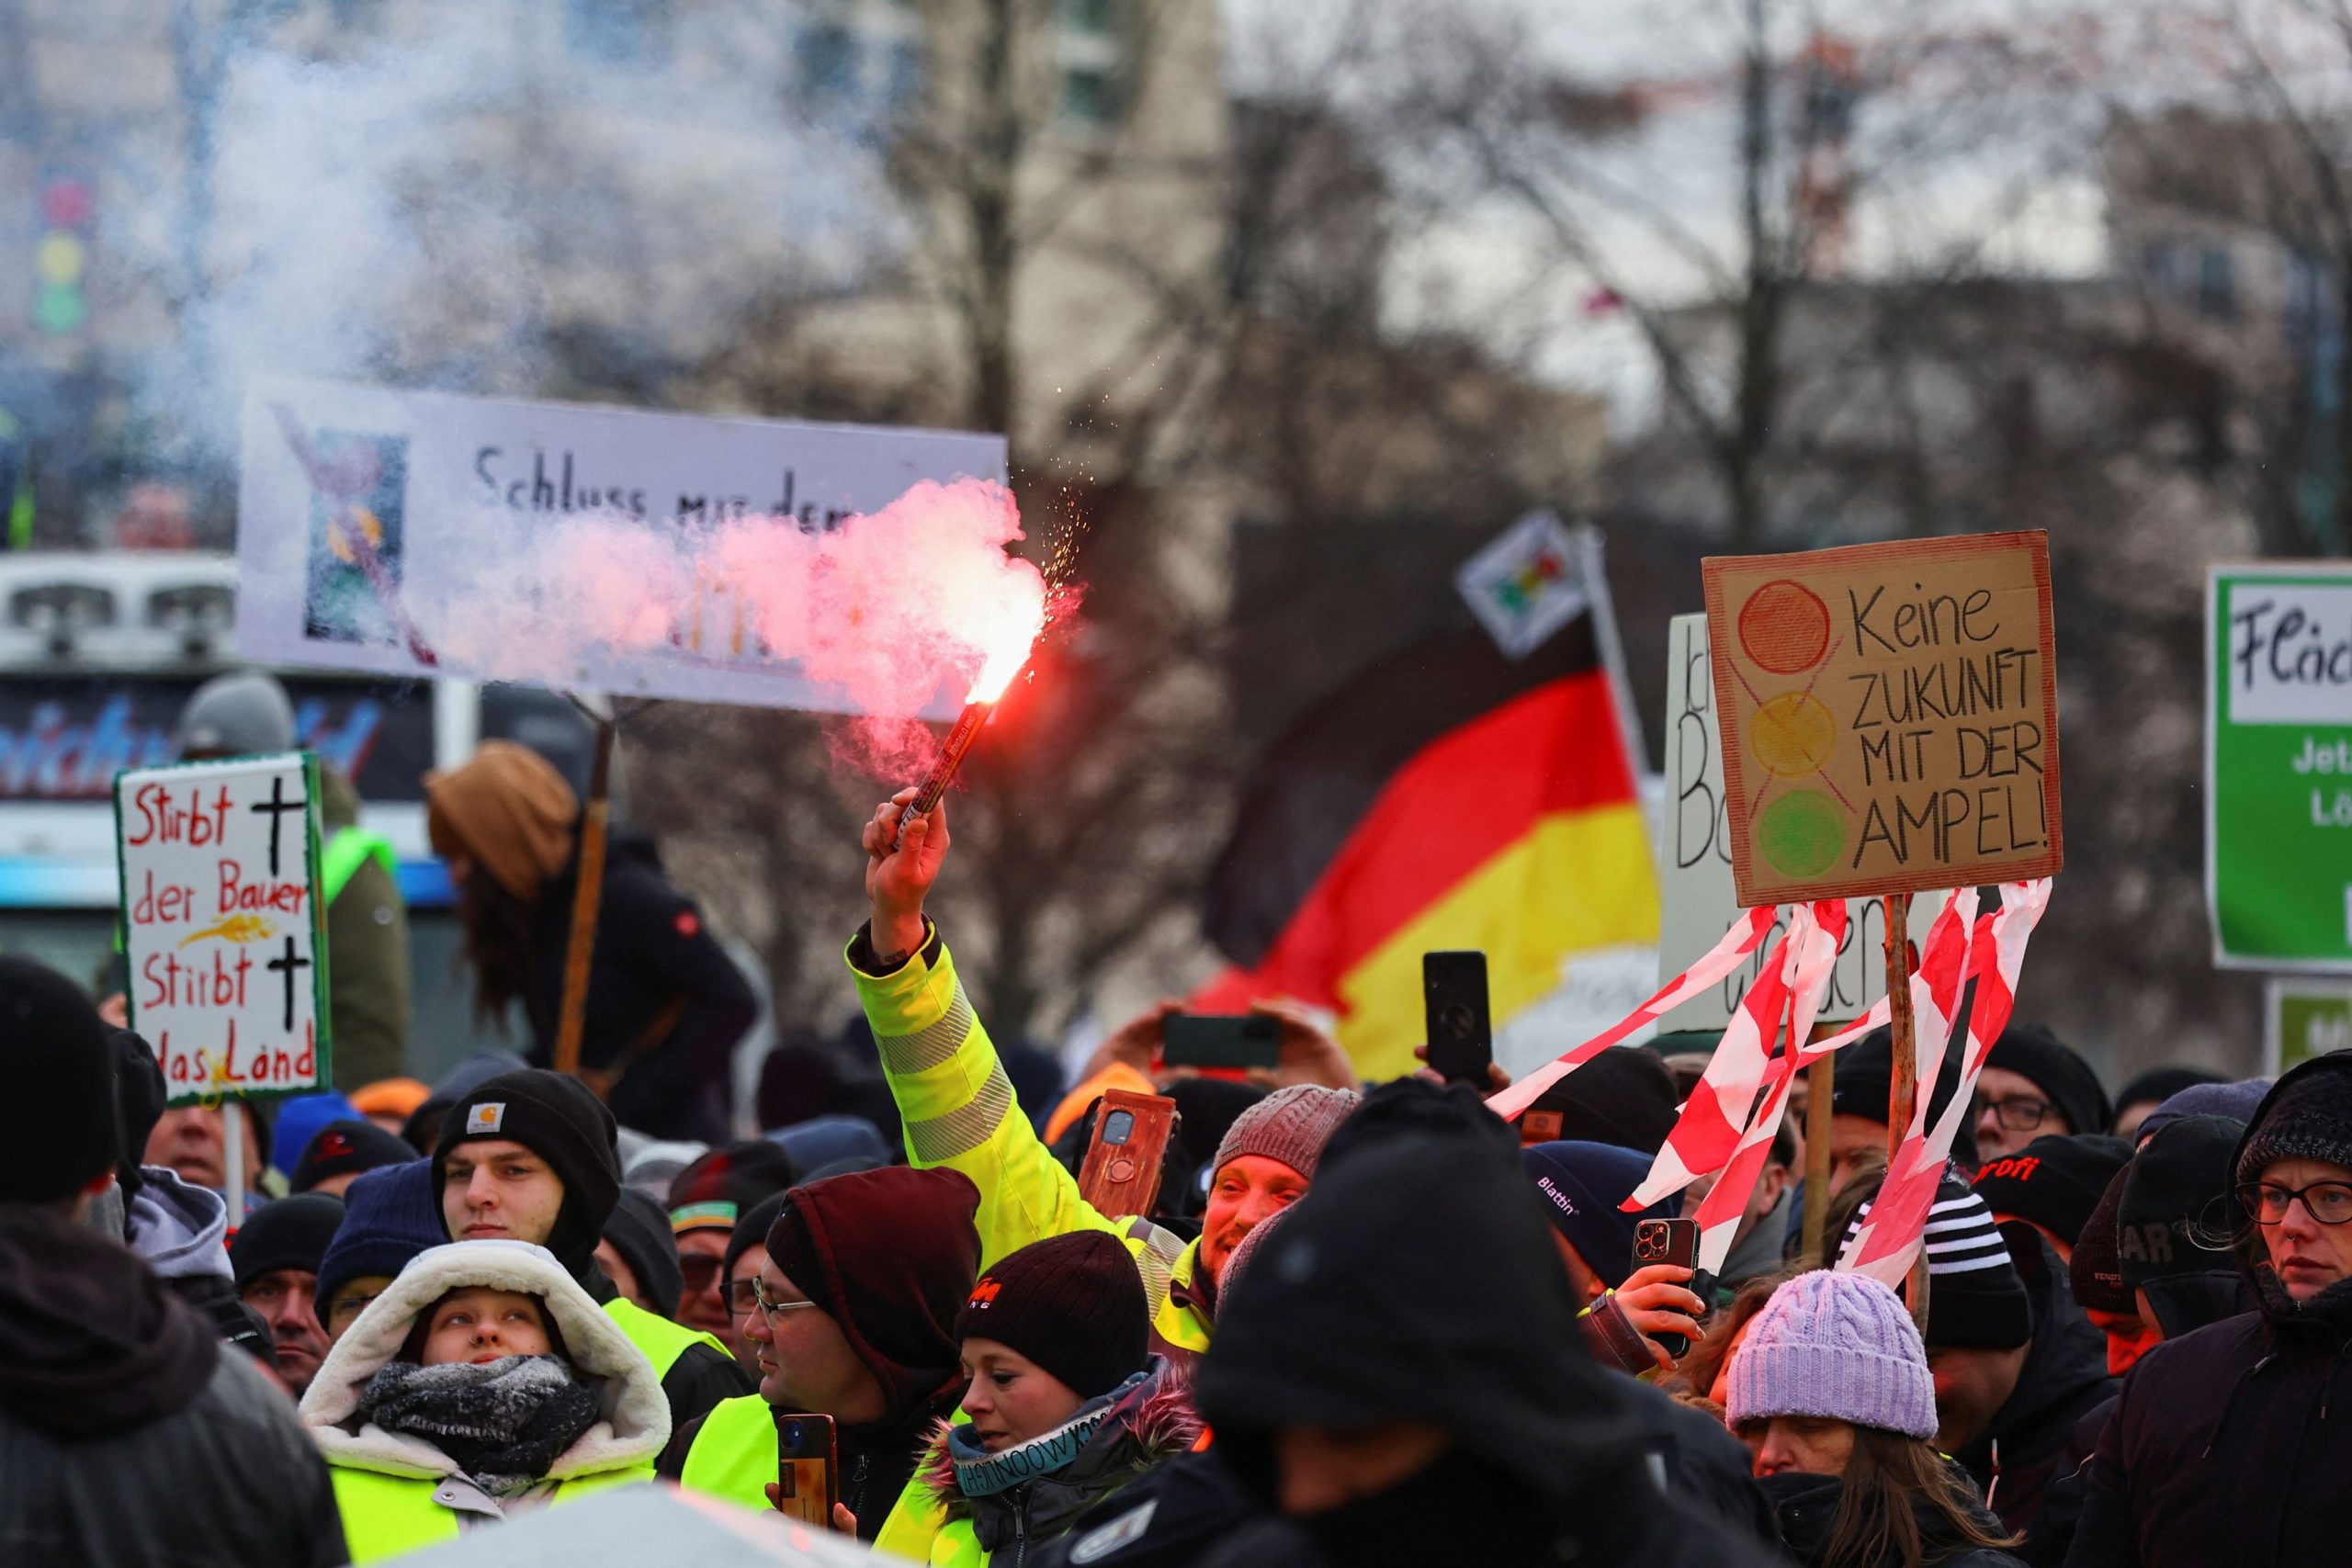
[417,478,1050,729]
[713,477,1046,715]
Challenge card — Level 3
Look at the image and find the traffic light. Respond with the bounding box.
[35,174,92,335]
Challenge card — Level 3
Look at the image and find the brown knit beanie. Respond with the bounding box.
[1212,1084,1360,1183]
[424,741,578,902]
[956,1231,1148,1400]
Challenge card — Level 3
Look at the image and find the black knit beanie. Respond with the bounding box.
[955,1231,1148,1400]
[725,1190,792,1283]
[603,1187,685,1319]
[0,956,118,1203]
[1972,1134,2133,1247]
[1831,1030,1981,1171]
[1986,1024,2111,1138]
[434,1069,619,1280]
[1528,1045,1679,1154]
[291,1119,417,1194]
[2111,1066,2226,1132]
[2069,1164,2135,1315]
[2237,1061,2352,1187]
[109,1026,167,1208]
[2120,1114,2245,1287]
[229,1192,346,1289]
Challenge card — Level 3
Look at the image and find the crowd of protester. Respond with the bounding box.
[4,759,2346,1567]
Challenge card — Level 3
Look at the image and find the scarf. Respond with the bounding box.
[948,1404,1114,1498]
[942,1369,1177,1552]
[357,1355,602,1497]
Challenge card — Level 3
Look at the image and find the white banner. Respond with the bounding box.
[1656,613,1932,1028]
[117,752,330,1103]
[236,376,1009,714]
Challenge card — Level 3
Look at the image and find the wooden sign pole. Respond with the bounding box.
[1883,890,1930,1329]
[1801,1048,1835,1260]
[553,715,618,1079]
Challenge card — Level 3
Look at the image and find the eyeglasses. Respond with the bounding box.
[724,1277,823,1320]
[2236,1180,2352,1226]
[1976,1095,2053,1133]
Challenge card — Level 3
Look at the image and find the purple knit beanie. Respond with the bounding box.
[1212,1085,1360,1182]
[1725,1269,1937,1440]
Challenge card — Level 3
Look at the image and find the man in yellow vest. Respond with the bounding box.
[176,669,410,1090]
[431,1068,752,1433]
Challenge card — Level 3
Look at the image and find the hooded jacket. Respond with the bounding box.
[1948,1224,2114,1551]
[1766,1470,2026,1568]
[847,923,1206,1355]
[1194,1120,1780,1568]
[0,1207,346,1567]
[664,1166,983,1542]
[2065,1051,2352,1568]
[905,1360,1200,1567]
[300,1240,669,1563]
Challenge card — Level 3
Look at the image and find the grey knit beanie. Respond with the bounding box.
[1726,1269,1938,1440]
[1212,1085,1360,1183]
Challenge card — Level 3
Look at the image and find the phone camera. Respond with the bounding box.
[1103,1110,1136,1145]
[781,1420,801,1444]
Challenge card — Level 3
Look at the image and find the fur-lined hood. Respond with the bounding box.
[919,1360,1201,1518]
[298,1240,670,1482]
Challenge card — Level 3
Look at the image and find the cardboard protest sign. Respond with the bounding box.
[1656,613,1938,1025]
[2208,563,2352,968]
[1702,532,2063,907]
[236,376,1008,714]
[116,752,330,1103]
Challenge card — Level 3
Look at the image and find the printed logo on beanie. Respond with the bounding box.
[466,1103,505,1135]
[2117,1223,2175,1267]
[967,1277,1001,1310]
[318,1133,352,1159]
[1534,1176,1579,1217]
[1976,1155,2042,1184]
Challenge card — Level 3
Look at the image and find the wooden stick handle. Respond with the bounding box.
[553,719,618,1080]
[1883,891,1930,1329]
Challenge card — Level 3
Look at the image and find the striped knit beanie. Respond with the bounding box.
[1843,1168,2031,1349]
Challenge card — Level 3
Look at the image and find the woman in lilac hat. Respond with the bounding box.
[1726,1269,2023,1568]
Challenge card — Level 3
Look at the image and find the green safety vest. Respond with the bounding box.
[676,1393,777,1513]
[604,1296,730,1382]
[321,827,397,903]
[330,1462,650,1563]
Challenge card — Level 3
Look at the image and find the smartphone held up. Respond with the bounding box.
[1422,950,1493,1086]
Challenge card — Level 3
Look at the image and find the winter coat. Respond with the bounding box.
[1766,1471,2027,1568]
[319,765,410,1090]
[1026,1448,1262,1568]
[525,832,756,1142]
[0,1207,346,1568]
[1194,1114,1782,1568]
[848,922,1209,1355]
[1951,1228,2114,1550]
[893,1361,1200,1568]
[300,1240,670,1562]
[2065,1052,2352,1568]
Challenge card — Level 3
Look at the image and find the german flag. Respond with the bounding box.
[1200,607,1657,1081]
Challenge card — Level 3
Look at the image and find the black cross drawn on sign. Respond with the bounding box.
[248,773,310,878]
[267,936,312,1032]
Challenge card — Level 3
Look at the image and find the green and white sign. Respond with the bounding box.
[2209,563,2352,968]
[2266,977,2352,1075]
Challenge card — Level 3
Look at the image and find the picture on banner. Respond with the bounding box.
[1702,531,2064,906]
[2208,562,2352,969]
[116,751,332,1103]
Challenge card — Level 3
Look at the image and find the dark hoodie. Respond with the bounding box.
[2068,1051,2352,1568]
[525,830,757,1143]
[1194,1113,1779,1568]
[0,1208,345,1566]
[659,1166,983,1540]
